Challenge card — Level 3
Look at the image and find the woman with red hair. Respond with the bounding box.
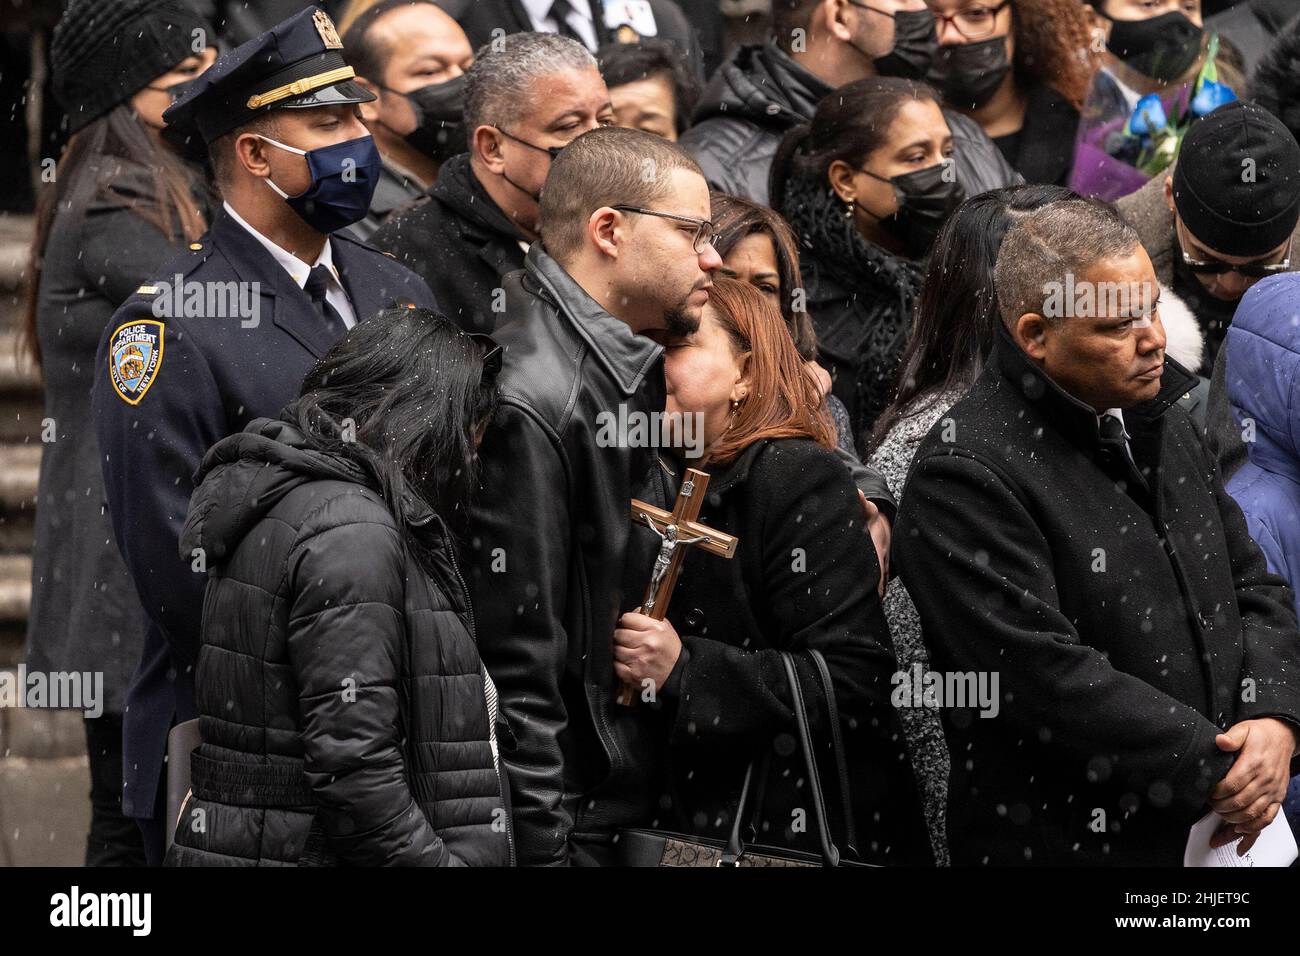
[613,277,931,865]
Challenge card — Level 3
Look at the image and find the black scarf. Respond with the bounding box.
[781,171,924,439]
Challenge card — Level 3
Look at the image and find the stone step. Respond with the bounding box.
[0,331,40,394]
[0,554,32,625]
[0,443,40,511]
[0,756,90,867]
[0,214,34,294]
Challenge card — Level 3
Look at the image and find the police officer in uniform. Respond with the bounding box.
[92,5,437,863]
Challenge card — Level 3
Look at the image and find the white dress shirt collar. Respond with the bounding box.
[222,201,357,330]
[520,0,598,49]
[223,201,337,289]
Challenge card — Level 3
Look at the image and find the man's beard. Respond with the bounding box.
[662,300,701,336]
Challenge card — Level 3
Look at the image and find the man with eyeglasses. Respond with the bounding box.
[1118,101,1300,482]
[372,31,615,333]
[464,126,723,866]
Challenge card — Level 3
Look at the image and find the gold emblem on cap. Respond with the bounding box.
[314,9,343,49]
[616,25,640,44]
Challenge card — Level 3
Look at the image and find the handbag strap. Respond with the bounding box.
[808,648,858,858]
[721,650,855,867]
[782,650,841,867]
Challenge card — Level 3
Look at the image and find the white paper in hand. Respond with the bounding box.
[1184,810,1298,867]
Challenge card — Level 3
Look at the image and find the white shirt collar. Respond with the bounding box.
[1100,408,1129,436]
[520,0,593,24]
[222,201,340,290]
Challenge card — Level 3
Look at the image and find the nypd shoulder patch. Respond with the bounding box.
[108,319,165,405]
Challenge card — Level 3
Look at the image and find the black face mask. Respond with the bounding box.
[861,160,965,259]
[381,74,468,164]
[1102,10,1204,83]
[926,37,1011,109]
[872,8,939,80]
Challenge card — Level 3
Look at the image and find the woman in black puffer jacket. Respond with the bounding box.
[166,308,512,866]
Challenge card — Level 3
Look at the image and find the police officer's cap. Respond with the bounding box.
[163,6,375,147]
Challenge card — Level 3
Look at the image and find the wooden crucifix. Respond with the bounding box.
[617,467,738,707]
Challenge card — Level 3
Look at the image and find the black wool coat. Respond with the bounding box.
[371,153,526,334]
[27,156,202,714]
[894,324,1300,865]
[637,439,933,865]
[165,412,512,866]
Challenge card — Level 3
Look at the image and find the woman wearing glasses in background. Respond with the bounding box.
[924,0,1099,185]
[167,308,513,867]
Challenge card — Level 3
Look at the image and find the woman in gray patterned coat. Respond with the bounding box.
[868,186,1074,865]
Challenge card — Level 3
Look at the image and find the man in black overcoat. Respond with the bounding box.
[895,196,1300,865]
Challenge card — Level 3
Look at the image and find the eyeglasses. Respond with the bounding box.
[468,332,504,376]
[611,205,719,253]
[930,0,1011,40]
[493,125,563,160]
[1180,248,1293,279]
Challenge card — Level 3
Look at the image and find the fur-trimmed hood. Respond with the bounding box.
[1159,285,1206,375]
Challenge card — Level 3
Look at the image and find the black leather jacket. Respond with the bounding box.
[465,245,673,865]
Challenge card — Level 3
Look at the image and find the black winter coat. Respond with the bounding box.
[990,76,1080,187]
[166,412,512,867]
[371,153,527,334]
[26,156,201,714]
[638,440,933,865]
[679,41,1021,207]
[464,244,671,866]
[894,324,1300,865]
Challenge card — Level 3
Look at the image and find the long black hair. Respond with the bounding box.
[869,184,1079,449]
[22,103,211,368]
[293,307,499,552]
[768,77,938,214]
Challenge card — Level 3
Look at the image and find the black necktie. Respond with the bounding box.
[548,0,588,46]
[304,264,347,336]
[1098,412,1146,491]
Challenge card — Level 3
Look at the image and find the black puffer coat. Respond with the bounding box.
[166,411,512,866]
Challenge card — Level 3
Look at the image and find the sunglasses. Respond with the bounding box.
[468,332,503,376]
[1180,250,1292,279]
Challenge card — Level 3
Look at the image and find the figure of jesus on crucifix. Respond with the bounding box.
[616,469,739,705]
[637,511,711,616]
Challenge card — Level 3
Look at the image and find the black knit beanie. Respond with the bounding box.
[51,0,212,133]
[1172,101,1300,258]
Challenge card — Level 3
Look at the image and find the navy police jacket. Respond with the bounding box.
[92,208,436,820]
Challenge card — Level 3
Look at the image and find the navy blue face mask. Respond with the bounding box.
[258,133,382,234]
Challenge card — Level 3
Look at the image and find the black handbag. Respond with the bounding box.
[615,649,872,867]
